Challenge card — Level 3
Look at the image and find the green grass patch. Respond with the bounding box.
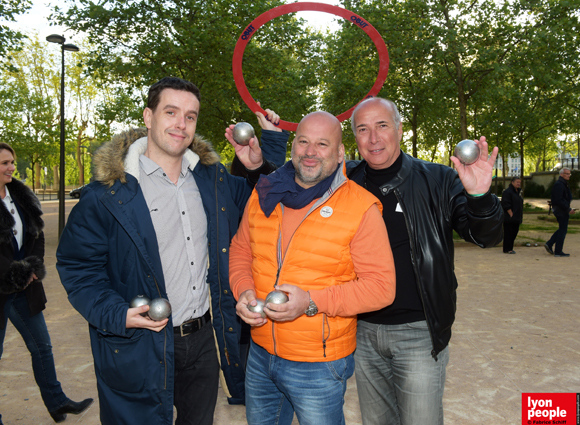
[520,223,558,232]
[523,202,545,212]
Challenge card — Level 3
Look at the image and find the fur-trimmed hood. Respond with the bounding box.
[0,179,44,245]
[93,127,221,187]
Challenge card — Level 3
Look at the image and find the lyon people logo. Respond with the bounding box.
[521,393,579,425]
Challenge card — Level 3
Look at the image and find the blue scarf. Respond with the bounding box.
[256,161,341,218]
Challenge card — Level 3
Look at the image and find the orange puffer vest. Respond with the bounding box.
[247,168,381,362]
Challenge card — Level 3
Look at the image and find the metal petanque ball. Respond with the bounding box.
[265,290,289,306]
[130,295,151,309]
[232,122,255,146]
[453,139,480,165]
[148,298,172,321]
[247,298,266,318]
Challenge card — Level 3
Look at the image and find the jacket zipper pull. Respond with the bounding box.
[224,347,231,365]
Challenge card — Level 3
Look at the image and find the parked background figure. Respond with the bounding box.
[0,142,93,424]
[501,176,523,254]
[545,167,575,257]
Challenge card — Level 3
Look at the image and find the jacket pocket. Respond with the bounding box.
[96,330,146,393]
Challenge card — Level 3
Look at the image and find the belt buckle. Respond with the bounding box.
[180,319,193,337]
[180,323,189,337]
[180,317,201,337]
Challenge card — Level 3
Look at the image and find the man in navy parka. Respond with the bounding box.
[56,77,288,425]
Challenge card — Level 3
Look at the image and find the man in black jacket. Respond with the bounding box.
[501,176,523,254]
[346,97,503,425]
[545,168,576,257]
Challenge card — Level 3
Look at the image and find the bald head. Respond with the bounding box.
[291,111,345,189]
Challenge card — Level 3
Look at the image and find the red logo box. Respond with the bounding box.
[522,393,578,425]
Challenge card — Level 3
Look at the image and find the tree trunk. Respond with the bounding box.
[35,162,41,190]
[53,165,59,190]
[454,60,469,140]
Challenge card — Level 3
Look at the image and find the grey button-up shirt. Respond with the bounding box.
[139,154,209,326]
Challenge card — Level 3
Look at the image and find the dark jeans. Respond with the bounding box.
[547,212,570,254]
[173,319,220,425]
[503,222,520,252]
[0,292,68,416]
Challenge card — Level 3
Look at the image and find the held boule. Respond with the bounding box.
[247,298,266,318]
[148,298,172,321]
[130,295,151,316]
[453,139,480,165]
[232,122,255,146]
[265,290,289,305]
[129,295,151,309]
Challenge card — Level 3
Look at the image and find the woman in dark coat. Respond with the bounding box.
[501,176,524,254]
[0,143,92,424]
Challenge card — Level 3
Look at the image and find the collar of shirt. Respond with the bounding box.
[139,154,192,178]
[2,185,13,207]
[3,184,11,198]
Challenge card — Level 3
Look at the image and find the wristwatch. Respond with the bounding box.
[305,291,318,317]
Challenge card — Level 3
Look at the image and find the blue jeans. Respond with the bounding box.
[547,212,570,254]
[0,292,68,413]
[355,320,449,425]
[245,340,354,425]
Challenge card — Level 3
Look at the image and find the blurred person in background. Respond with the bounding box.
[0,142,93,424]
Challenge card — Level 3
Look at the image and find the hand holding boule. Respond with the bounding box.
[236,289,268,327]
[130,295,151,316]
[247,298,266,318]
[453,140,480,165]
[450,136,499,196]
[232,122,255,146]
[263,284,309,322]
[265,290,289,306]
[148,298,172,321]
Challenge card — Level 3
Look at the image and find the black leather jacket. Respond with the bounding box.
[347,152,503,356]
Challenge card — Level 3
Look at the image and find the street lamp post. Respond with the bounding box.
[46,34,79,240]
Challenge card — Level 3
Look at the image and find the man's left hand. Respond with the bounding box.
[450,136,499,195]
[264,284,310,322]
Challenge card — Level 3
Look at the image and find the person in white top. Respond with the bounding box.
[0,142,93,424]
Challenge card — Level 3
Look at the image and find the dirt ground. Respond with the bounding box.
[1,198,579,424]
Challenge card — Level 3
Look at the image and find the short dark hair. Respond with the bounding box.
[147,77,201,111]
[0,142,15,159]
[511,176,521,182]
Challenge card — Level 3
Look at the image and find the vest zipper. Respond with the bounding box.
[322,313,330,358]
[270,179,346,357]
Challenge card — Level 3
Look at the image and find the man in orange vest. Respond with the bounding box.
[229,111,396,425]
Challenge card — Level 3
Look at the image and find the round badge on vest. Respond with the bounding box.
[320,206,333,218]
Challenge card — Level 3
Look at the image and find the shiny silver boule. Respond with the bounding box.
[130,295,151,316]
[247,298,266,318]
[265,290,289,305]
[148,298,172,321]
[232,122,255,146]
[453,139,480,165]
[129,295,151,309]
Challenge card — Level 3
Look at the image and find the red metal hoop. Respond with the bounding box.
[232,2,389,131]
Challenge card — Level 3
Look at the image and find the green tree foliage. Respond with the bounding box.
[50,0,325,152]
[0,0,32,70]
[0,35,60,188]
[323,0,580,171]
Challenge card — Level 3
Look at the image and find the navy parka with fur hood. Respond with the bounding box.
[56,128,287,424]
